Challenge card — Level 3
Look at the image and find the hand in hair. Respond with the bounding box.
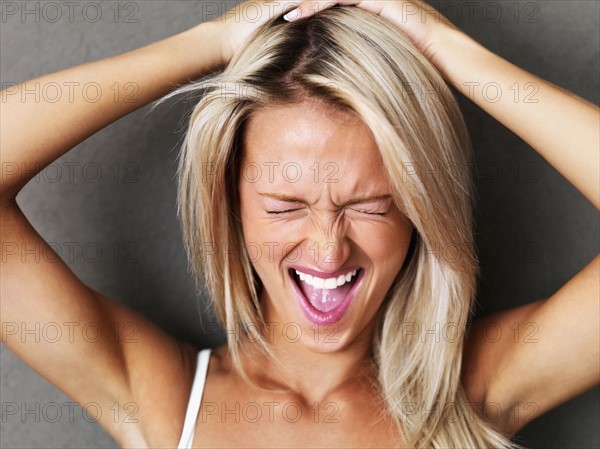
[282,0,460,62]
[212,1,302,64]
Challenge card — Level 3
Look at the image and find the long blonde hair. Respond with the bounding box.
[158,6,521,448]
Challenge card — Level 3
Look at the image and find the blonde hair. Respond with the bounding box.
[158,6,521,448]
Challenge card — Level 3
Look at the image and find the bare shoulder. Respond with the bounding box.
[141,344,230,446]
[132,339,199,448]
[0,203,204,449]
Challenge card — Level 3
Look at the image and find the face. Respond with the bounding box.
[238,100,413,353]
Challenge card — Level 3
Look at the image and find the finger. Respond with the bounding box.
[282,1,315,22]
[231,1,301,26]
[268,1,304,20]
[283,1,358,22]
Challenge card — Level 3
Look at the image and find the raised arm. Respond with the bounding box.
[1,24,222,201]
[1,2,295,446]
[432,30,599,211]
[287,0,600,437]
[1,0,297,200]
[286,1,599,210]
[427,17,599,436]
[0,21,224,448]
[407,4,600,435]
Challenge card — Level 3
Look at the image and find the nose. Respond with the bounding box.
[303,211,351,272]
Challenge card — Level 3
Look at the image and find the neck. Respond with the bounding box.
[238,294,379,405]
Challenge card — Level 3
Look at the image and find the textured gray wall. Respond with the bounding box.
[1,1,598,448]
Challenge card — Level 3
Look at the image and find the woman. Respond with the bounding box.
[1,1,598,448]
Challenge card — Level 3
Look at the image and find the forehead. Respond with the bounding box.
[242,101,390,195]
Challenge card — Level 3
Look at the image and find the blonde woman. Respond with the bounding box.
[1,1,598,448]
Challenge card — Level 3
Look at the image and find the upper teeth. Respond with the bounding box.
[295,269,358,290]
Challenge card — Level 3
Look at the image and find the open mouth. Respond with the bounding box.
[288,267,364,325]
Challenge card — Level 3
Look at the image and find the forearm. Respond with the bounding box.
[433,29,600,210]
[0,21,223,202]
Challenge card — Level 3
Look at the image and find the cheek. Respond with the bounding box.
[367,222,413,270]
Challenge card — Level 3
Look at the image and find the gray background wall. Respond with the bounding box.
[1,1,598,448]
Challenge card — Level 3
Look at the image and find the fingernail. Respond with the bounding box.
[283,8,301,22]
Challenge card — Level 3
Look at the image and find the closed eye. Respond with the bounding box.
[348,208,389,216]
[265,209,303,215]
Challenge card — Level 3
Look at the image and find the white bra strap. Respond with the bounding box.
[177,348,211,449]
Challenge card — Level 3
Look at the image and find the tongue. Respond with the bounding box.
[298,276,356,313]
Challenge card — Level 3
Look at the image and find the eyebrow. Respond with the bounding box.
[257,192,392,207]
